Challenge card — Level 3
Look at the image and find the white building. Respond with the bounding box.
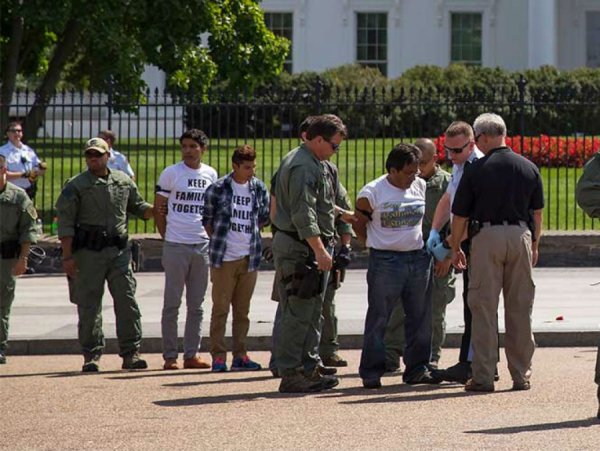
[254,0,600,78]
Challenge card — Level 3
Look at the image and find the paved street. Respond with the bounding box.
[1,349,599,450]
[7,268,600,353]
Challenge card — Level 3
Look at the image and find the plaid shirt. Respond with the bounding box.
[202,173,270,271]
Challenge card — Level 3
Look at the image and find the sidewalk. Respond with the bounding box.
[7,267,600,355]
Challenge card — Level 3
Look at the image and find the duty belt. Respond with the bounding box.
[277,229,335,249]
[481,220,527,227]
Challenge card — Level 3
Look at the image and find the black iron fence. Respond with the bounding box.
[5,77,600,232]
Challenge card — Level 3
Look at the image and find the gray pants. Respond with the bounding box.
[161,241,209,360]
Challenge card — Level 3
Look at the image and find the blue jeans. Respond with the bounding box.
[359,248,433,382]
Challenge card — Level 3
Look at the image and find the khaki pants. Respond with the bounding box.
[468,224,535,385]
[209,257,257,360]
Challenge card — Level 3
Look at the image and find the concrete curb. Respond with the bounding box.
[7,331,600,356]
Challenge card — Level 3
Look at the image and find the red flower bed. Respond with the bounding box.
[433,135,600,168]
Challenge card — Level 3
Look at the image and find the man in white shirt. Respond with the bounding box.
[353,143,438,389]
[426,121,485,384]
[202,145,270,372]
[154,129,217,370]
[98,130,135,179]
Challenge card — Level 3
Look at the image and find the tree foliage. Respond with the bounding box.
[0,0,289,134]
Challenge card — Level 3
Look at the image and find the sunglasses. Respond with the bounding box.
[324,139,340,152]
[85,151,104,158]
[9,128,23,133]
[443,140,471,154]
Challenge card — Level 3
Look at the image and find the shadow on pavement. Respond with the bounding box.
[153,389,337,406]
[163,374,276,387]
[465,417,600,434]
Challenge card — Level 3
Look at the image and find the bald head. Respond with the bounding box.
[415,138,438,180]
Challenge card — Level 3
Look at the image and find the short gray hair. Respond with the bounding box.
[473,113,506,137]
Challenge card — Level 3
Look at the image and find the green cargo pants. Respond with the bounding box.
[68,246,142,357]
[385,269,456,365]
[272,232,326,376]
[319,273,339,359]
[0,258,17,352]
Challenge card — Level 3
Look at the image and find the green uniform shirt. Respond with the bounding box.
[55,169,151,238]
[423,166,451,241]
[273,144,335,240]
[0,182,37,244]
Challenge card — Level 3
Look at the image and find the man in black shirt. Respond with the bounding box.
[450,113,544,393]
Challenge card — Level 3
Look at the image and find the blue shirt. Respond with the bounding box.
[202,173,270,271]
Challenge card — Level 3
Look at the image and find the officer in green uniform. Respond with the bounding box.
[319,160,353,367]
[0,154,37,364]
[272,114,352,393]
[384,138,456,371]
[56,138,154,372]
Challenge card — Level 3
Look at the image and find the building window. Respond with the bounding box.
[264,12,293,73]
[450,12,482,66]
[587,11,600,67]
[356,12,388,76]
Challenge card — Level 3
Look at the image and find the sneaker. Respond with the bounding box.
[512,380,531,391]
[0,352,6,364]
[405,369,442,385]
[362,378,382,389]
[279,373,324,393]
[121,352,148,370]
[211,357,228,372]
[438,361,471,384]
[321,354,348,367]
[163,359,179,370]
[464,378,495,393]
[231,355,262,371]
[82,354,101,373]
[183,356,211,369]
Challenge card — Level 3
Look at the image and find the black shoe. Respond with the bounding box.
[122,352,148,370]
[362,378,382,389]
[308,371,340,390]
[0,352,6,364]
[321,354,348,367]
[405,369,442,385]
[317,364,337,376]
[512,380,531,391]
[385,361,401,373]
[279,373,324,393]
[82,354,101,373]
[270,368,280,378]
[439,362,471,384]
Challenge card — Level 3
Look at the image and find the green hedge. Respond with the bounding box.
[187,64,600,137]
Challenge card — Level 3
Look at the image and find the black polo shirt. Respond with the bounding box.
[451,147,544,222]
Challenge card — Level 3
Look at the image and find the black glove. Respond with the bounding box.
[262,246,273,263]
[333,244,351,270]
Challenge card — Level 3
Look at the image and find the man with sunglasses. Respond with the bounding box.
[271,114,348,393]
[0,121,46,201]
[56,138,154,372]
[426,121,483,384]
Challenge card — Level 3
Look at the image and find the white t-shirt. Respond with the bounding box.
[358,174,426,252]
[156,161,217,244]
[223,180,253,261]
[0,141,41,189]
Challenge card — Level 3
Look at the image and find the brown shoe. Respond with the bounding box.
[512,380,531,391]
[464,378,494,393]
[163,359,179,370]
[183,356,210,369]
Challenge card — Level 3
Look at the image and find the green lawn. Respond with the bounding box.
[30,138,598,233]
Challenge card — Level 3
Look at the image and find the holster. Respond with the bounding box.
[282,261,324,299]
[467,220,481,240]
[0,240,21,259]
